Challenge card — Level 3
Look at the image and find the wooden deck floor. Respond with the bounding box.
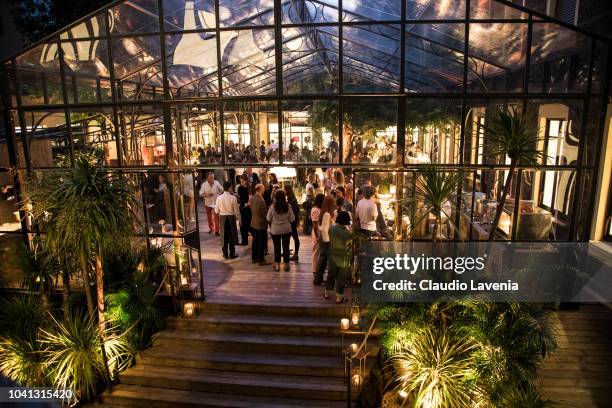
[198,209,351,308]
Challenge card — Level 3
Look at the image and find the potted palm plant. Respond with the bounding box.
[485,108,543,241]
[398,166,463,242]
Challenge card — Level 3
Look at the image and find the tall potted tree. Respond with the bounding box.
[485,108,543,241]
[24,157,136,329]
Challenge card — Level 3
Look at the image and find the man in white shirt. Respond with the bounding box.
[354,186,379,237]
[199,172,223,235]
[215,181,241,259]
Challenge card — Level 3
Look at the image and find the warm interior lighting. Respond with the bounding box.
[340,318,350,331]
[183,302,195,318]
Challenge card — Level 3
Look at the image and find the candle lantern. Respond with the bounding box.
[351,374,363,388]
[182,301,197,318]
[350,305,361,328]
[340,318,350,331]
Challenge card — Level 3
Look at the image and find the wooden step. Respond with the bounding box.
[166,313,342,336]
[152,330,352,356]
[98,384,348,408]
[137,348,346,377]
[201,302,350,318]
[119,366,349,401]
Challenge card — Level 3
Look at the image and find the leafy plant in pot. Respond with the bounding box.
[484,108,544,241]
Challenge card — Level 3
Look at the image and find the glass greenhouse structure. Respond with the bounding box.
[0,0,610,292]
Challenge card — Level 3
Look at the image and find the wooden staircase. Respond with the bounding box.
[97,303,365,407]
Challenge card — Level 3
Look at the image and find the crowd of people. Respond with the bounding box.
[190,134,395,165]
[196,166,392,303]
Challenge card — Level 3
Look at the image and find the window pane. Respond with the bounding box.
[62,39,111,103]
[17,111,69,167]
[518,169,574,241]
[529,23,590,94]
[526,99,582,166]
[69,108,119,166]
[164,0,216,31]
[282,26,339,94]
[15,42,64,106]
[405,98,462,164]
[468,23,527,92]
[218,0,274,27]
[166,33,219,98]
[109,0,160,35]
[464,99,522,165]
[591,41,609,95]
[282,100,339,163]
[223,100,278,164]
[171,103,219,165]
[343,98,398,164]
[220,29,276,96]
[112,36,163,101]
[282,0,338,24]
[469,0,527,19]
[343,0,401,21]
[404,24,465,92]
[343,24,400,93]
[117,105,165,165]
[406,0,465,20]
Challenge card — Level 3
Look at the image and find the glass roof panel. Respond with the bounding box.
[342,0,401,22]
[220,29,276,95]
[15,41,64,105]
[163,0,216,31]
[218,0,275,27]
[343,24,401,92]
[281,0,338,24]
[468,22,527,92]
[166,32,219,97]
[404,23,465,92]
[469,0,527,19]
[282,25,339,94]
[529,22,590,93]
[59,13,107,39]
[406,0,465,20]
[109,0,160,35]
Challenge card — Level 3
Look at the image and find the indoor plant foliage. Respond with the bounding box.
[376,302,556,407]
[485,108,544,241]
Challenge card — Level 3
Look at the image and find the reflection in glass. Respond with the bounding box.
[405,98,462,164]
[16,43,64,106]
[406,0,465,20]
[469,0,527,19]
[62,39,111,103]
[223,100,278,164]
[343,0,401,21]
[282,26,339,94]
[404,24,465,92]
[344,98,397,164]
[220,29,276,96]
[108,0,160,34]
[282,0,338,24]
[282,100,339,163]
[467,23,527,92]
[171,103,219,165]
[164,0,216,31]
[166,33,219,98]
[343,24,400,93]
[529,23,590,94]
[112,36,163,101]
[218,0,274,27]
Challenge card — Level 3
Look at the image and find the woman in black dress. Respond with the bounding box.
[284,185,301,262]
[237,174,251,246]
